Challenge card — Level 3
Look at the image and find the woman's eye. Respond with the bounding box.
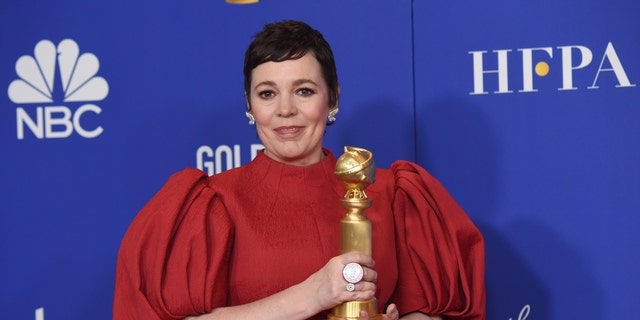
[297,88,315,96]
[258,90,275,99]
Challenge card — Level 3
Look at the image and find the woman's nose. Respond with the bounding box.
[277,95,297,117]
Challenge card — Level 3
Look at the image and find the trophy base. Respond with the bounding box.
[328,298,379,319]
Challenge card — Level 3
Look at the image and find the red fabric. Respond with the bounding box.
[113,150,485,319]
[389,161,485,319]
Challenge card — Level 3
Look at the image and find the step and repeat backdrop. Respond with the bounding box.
[1,0,638,319]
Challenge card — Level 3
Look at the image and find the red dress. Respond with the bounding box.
[113,149,485,319]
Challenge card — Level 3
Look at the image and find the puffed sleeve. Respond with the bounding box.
[113,168,234,320]
[390,161,485,319]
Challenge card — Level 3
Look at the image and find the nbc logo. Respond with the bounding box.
[8,39,109,139]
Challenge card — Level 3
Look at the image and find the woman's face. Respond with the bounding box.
[248,53,333,166]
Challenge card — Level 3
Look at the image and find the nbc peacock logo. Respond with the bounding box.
[8,39,109,139]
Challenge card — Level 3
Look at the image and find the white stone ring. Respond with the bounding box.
[346,283,356,292]
[342,262,364,284]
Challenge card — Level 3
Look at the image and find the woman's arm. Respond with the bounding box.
[185,252,378,320]
[185,280,320,320]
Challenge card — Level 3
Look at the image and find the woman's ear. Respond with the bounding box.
[244,92,252,112]
[333,85,341,108]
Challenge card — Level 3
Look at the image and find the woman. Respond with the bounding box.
[113,20,485,320]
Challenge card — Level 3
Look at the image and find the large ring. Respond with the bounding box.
[342,262,364,284]
[346,283,356,292]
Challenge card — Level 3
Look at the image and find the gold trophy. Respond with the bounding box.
[329,146,379,320]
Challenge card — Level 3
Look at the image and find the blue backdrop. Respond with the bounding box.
[1,0,638,319]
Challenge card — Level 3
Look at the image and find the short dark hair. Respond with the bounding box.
[243,20,339,110]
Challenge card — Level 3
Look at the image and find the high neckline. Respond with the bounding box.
[248,148,338,188]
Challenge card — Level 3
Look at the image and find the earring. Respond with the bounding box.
[245,112,255,125]
[328,108,339,123]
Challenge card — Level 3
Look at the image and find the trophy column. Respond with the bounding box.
[328,146,379,320]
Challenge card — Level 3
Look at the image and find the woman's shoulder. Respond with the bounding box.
[372,160,431,184]
[388,160,440,184]
[368,160,450,200]
[205,163,255,195]
[157,166,245,194]
[170,167,208,181]
[206,151,269,187]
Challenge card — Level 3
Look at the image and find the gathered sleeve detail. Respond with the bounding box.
[113,168,234,320]
[390,161,485,319]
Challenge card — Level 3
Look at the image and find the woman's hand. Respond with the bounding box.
[358,303,400,320]
[303,251,378,312]
[360,304,443,320]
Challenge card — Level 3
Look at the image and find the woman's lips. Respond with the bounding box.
[274,126,303,136]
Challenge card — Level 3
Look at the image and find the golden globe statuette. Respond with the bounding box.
[329,146,379,320]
